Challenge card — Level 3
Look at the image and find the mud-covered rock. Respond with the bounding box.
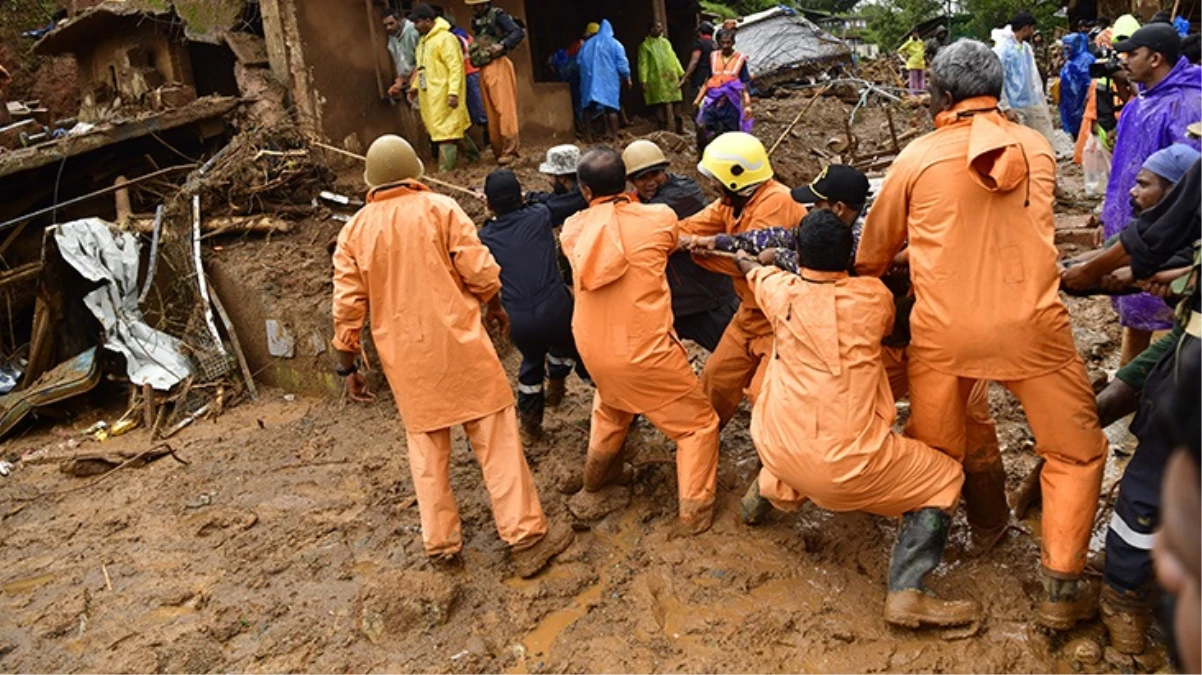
[358,570,459,642]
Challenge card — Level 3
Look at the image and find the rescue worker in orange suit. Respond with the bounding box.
[332,135,573,577]
[855,41,1108,629]
[679,132,806,427]
[686,164,1012,550]
[466,0,523,165]
[560,147,721,534]
[733,210,978,628]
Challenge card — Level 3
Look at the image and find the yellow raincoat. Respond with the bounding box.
[412,18,471,143]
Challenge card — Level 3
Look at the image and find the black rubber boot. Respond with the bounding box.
[884,508,980,628]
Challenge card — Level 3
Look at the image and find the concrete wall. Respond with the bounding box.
[78,22,191,101]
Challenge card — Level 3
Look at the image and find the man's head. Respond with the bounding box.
[485,169,523,216]
[910,29,921,40]
[1076,18,1093,33]
[383,9,402,35]
[791,164,870,225]
[697,21,714,37]
[539,144,581,193]
[648,21,664,38]
[1010,11,1037,41]
[465,0,491,17]
[1096,16,1112,29]
[716,28,736,53]
[936,25,949,39]
[1182,34,1201,65]
[796,209,854,272]
[363,135,424,188]
[1129,143,1201,214]
[410,4,437,35]
[1033,30,1045,45]
[697,131,774,198]
[927,39,1004,116]
[1154,344,1201,675]
[1116,23,1181,85]
[577,147,627,202]
[584,22,600,39]
[622,140,670,201]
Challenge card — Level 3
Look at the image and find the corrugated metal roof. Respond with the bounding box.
[735,6,852,84]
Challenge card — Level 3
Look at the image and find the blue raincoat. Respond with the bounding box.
[1058,33,1093,137]
[579,20,630,112]
[1102,56,1202,330]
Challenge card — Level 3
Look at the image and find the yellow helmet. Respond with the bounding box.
[1112,14,1140,42]
[698,132,773,193]
[585,22,600,36]
[363,135,424,188]
[622,140,669,177]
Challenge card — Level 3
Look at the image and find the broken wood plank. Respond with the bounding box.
[208,281,258,401]
[0,262,42,288]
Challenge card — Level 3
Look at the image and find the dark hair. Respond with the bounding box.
[715,28,736,43]
[698,21,714,36]
[577,147,627,197]
[797,210,853,272]
[1010,10,1037,30]
[409,3,435,21]
[383,8,401,20]
[1182,33,1201,64]
[431,5,445,17]
[1096,16,1111,28]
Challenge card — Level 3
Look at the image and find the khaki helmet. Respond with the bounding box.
[623,140,670,178]
[1188,122,1201,139]
[464,0,490,5]
[363,135,424,188]
[698,131,773,194]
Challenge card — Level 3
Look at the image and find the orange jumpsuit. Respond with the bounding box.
[333,181,545,556]
[680,180,807,426]
[855,97,1107,575]
[560,196,720,529]
[748,266,964,515]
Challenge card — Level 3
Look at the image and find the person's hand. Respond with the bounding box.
[448,94,459,109]
[735,249,761,274]
[486,303,511,336]
[388,81,404,98]
[489,44,504,57]
[1003,109,1020,123]
[626,78,633,88]
[1100,266,1134,292]
[1061,260,1100,291]
[406,88,418,105]
[677,234,694,250]
[687,235,718,252]
[676,77,686,90]
[1138,266,1191,298]
[743,105,753,120]
[758,248,778,266]
[345,372,375,403]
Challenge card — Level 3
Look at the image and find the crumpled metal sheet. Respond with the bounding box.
[736,8,852,83]
[54,218,193,391]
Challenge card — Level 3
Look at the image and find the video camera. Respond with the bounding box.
[1089,52,1125,79]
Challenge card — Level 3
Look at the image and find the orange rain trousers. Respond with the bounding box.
[405,405,547,556]
[478,56,520,161]
[906,358,1106,574]
[585,386,720,528]
[680,180,807,426]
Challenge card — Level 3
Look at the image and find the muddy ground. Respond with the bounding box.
[0,93,1169,674]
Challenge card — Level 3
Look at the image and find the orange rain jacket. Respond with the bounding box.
[560,196,700,411]
[332,181,515,432]
[748,266,963,515]
[680,179,807,329]
[855,97,1079,381]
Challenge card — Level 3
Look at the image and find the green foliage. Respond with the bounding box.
[861,0,942,49]
[957,0,1065,41]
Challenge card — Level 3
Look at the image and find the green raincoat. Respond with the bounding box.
[638,35,685,105]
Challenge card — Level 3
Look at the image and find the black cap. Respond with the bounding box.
[791,165,870,206]
[1114,23,1182,61]
[484,169,522,212]
[1010,10,1037,29]
[408,3,436,21]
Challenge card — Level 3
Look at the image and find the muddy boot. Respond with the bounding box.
[884,508,980,628]
[1100,585,1150,654]
[1037,572,1099,630]
[437,142,458,172]
[519,405,543,445]
[511,521,575,578]
[1096,378,1139,431]
[740,479,771,526]
[545,377,567,408]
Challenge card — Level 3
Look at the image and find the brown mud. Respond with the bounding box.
[0,92,1166,674]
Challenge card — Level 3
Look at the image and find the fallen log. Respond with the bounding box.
[128,215,293,237]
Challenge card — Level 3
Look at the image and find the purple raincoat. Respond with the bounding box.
[697,79,753,134]
[1101,56,1202,330]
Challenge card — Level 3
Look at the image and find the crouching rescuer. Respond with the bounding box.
[735,211,979,628]
[331,135,572,577]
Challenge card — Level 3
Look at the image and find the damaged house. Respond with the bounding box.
[734,7,852,87]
